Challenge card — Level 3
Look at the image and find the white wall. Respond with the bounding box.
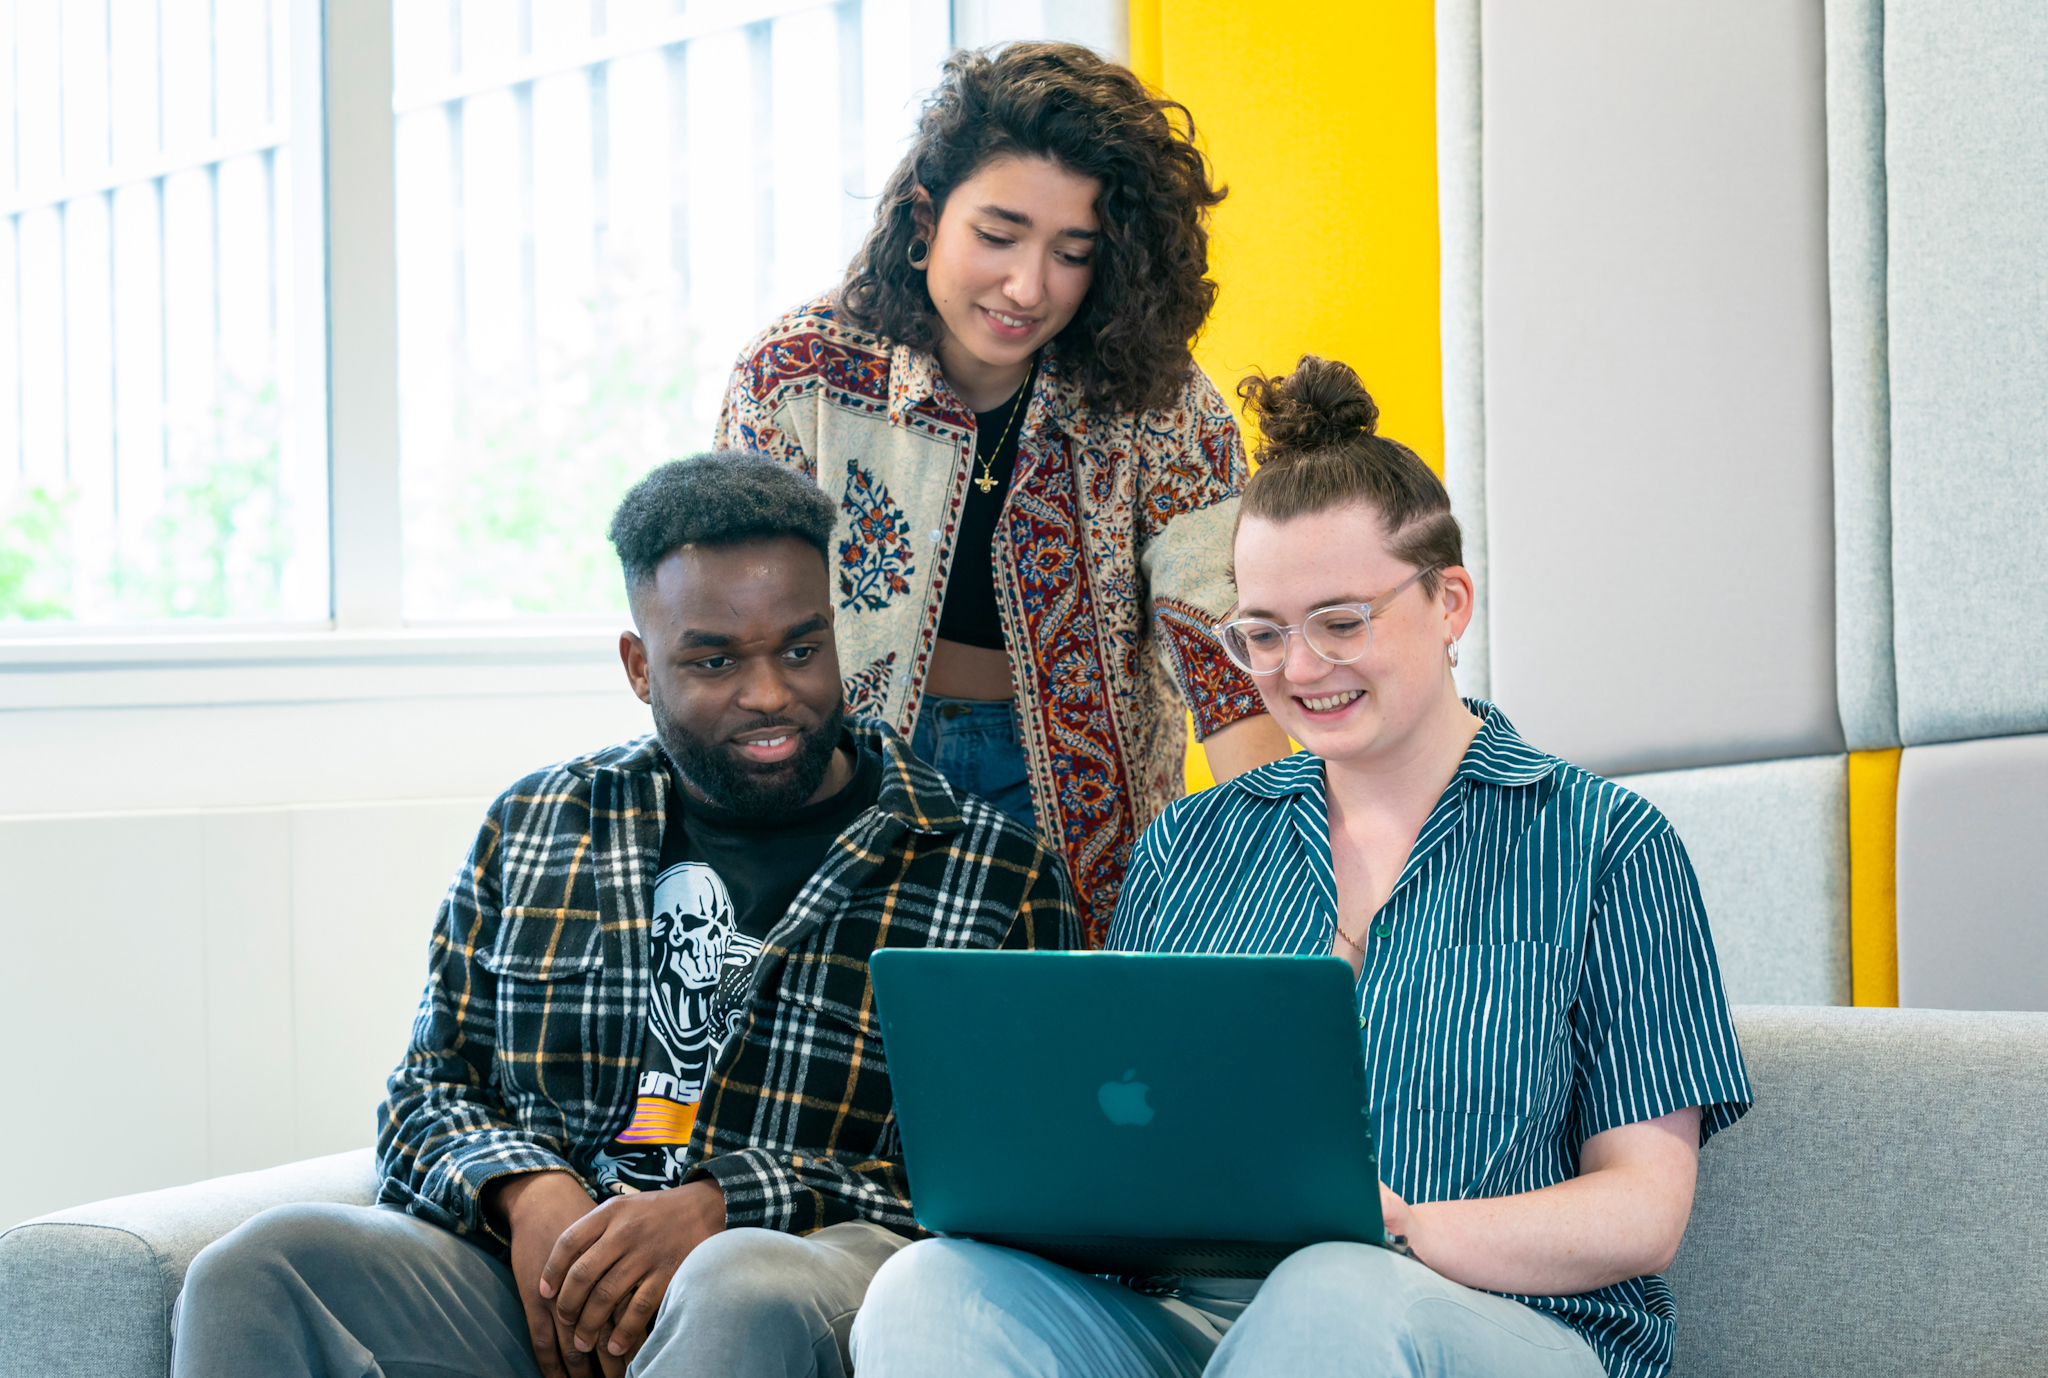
[0,633,652,1229]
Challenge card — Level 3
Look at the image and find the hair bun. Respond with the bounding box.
[1236,355,1381,457]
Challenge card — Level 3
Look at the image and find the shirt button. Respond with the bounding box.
[930,529,942,543]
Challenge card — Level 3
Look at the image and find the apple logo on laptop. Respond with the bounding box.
[1098,1069,1154,1127]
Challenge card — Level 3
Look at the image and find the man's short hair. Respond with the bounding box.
[608,451,838,587]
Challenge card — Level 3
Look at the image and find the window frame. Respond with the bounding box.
[325,0,403,631]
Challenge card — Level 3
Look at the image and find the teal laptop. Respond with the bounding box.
[868,950,1384,1277]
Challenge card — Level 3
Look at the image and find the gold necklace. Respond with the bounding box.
[1334,908,1393,957]
[974,361,1036,495]
[1332,916,1371,956]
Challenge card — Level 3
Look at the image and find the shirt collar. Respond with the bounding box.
[565,733,667,780]
[886,341,1083,445]
[1450,700,1560,787]
[1229,699,1558,800]
[1232,746,1327,800]
[858,716,971,836]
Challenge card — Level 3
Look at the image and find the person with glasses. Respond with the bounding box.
[718,42,1291,942]
[847,357,1753,1378]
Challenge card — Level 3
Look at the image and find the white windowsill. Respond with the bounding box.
[0,622,635,712]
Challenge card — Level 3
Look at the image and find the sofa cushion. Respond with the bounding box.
[1669,1005,2048,1377]
[0,1148,378,1378]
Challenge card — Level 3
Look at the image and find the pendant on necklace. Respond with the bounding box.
[975,472,997,494]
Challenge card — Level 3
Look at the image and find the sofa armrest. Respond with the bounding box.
[0,1148,380,1378]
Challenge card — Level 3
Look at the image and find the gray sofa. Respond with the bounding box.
[4,1006,2044,1377]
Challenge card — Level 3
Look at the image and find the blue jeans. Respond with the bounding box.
[847,1238,1609,1378]
[909,694,1037,832]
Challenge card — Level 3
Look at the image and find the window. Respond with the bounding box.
[0,0,1118,636]
[0,0,326,625]
[393,0,947,620]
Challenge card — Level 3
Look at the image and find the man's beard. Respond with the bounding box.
[654,693,846,819]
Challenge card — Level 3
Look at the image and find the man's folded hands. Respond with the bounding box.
[491,1169,727,1378]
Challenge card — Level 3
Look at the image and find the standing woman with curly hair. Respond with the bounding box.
[718,41,1290,940]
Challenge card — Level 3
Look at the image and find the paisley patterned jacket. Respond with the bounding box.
[717,297,1264,942]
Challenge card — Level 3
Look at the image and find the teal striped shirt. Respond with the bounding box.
[1108,702,1751,1378]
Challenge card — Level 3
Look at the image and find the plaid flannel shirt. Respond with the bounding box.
[375,718,1079,1253]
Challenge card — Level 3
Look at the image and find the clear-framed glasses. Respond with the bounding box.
[1211,566,1441,676]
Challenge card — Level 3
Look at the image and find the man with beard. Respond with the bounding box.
[170,453,1079,1378]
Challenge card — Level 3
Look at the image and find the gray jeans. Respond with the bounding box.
[171,1202,909,1378]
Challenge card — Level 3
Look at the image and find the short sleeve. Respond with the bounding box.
[1569,822,1753,1148]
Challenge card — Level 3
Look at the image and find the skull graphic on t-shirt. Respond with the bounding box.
[646,862,763,1102]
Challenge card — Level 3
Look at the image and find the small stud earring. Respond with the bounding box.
[1447,639,1461,668]
[907,236,930,268]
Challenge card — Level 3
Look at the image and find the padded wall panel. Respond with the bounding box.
[1437,0,1489,702]
[1886,0,2048,745]
[1896,733,2048,1011]
[1613,755,1850,1007]
[1826,0,1900,751]
[1481,0,1841,777]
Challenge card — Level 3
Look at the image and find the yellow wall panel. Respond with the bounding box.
[1159,0,1442,473]
[1127,0,1163,90]
[1848,747,1901,1006]
[1155,2,1442,790]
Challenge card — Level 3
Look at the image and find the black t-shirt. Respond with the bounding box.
[590,734,883,1194]
[936,375,1032,650]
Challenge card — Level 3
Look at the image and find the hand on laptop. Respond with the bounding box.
[539,1177,728,1373]
[1378,1181,1427,1265]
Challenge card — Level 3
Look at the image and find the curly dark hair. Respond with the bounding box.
[608,451,837,587]
[837,41,1225,415]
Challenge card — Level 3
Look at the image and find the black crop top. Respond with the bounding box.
[936,379,1030,651]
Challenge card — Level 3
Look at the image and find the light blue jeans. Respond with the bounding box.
[847,1238,1609,1378]
[909,694,1037,832]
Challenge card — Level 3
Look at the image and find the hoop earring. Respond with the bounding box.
[906,237,930,269]
[1447,639,1462,668]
